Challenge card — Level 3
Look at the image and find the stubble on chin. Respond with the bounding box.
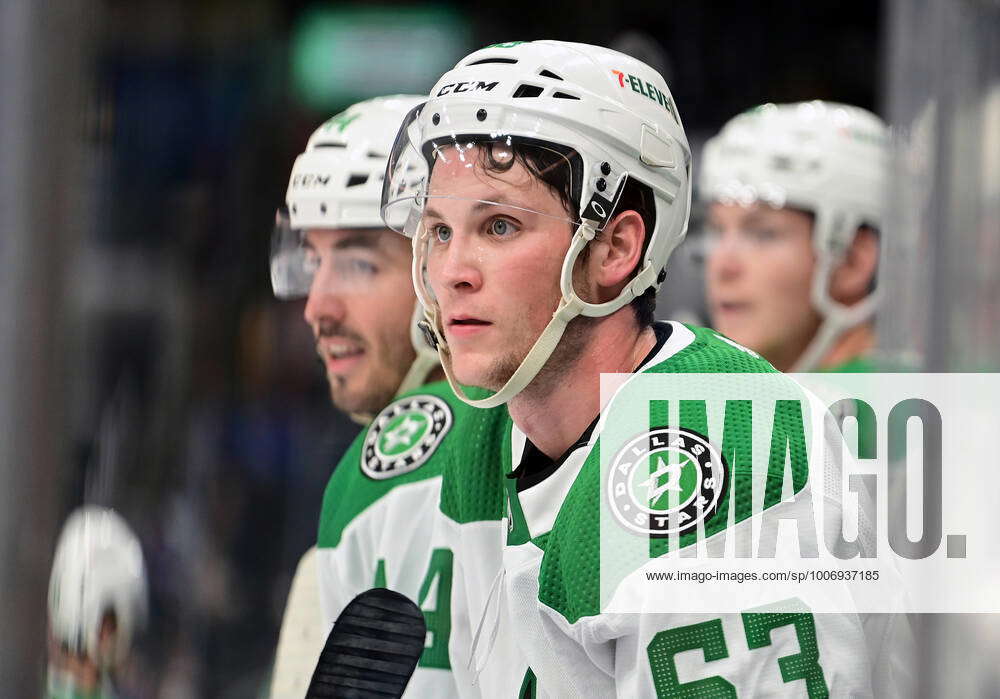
[480,314,596,396]
[329,373,397,417]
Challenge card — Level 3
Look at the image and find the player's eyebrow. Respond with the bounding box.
[424,195,523,223]
[708,208,773,230]
[333,233,380,250]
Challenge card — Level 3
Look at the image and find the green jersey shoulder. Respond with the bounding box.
[318,380,504,548]
[527,323,807,625]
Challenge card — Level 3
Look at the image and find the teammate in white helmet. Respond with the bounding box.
[268,96,508,697]
[382,40,901,696]
[47,506,147,699]
[700,101,886,373]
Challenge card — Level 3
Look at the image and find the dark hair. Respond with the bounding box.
[477,140,658,328]
[477,139,582,216]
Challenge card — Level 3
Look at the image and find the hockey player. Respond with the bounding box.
[268,96,509,697]
[47,506,148,699]
[382,40,898,696]
[700,101,886,373]
[699,102,913,695]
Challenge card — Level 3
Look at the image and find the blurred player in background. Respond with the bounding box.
[383,40,909,696]
[47,506,148,699]
[700,101,887,373]
[699,102,913,696]
[268,95,508,697]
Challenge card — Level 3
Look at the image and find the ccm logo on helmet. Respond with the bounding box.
[291,173,332,188]
[436,80,500,96]
[611,69,679,124]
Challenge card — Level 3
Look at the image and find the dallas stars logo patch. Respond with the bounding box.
[361,395,452,480]
[607,426,729,538]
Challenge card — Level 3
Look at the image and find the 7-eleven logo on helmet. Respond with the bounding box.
[612,69,679,124]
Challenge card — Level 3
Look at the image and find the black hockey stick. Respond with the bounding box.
[305,588,426,698]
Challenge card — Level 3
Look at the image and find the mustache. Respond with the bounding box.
[314,318,365,345]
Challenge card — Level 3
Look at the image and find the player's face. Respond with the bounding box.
[423,149,572,390]
[704,203,821,371]
[303,228,416,415]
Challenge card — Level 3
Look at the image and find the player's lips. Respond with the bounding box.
[714,301,752,316]
[446,315,493,339]
[318,338,366,374]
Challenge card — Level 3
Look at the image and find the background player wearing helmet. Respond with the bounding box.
[47,506,147,699]
[700,102,887,373]
[269,96,509,697]
[700,102,914,697]
[385,40,892,696]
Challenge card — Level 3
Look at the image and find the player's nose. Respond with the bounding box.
[705,232,745,283]
[304,274,348,328]
[431,232,484,295]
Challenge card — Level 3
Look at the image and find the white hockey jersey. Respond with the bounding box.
[443,321,911,697]
[313,380,509,697]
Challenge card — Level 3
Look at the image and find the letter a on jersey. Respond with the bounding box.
[362,395,453,479]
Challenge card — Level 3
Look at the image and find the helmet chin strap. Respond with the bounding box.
[791,225,879,372]
[412,218,659,408]
[396,301,443,395]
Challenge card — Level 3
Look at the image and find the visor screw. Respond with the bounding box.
[601,162,611,176]
[596,178,607,192]
[320,203,327,215]
[432,113,440,125]
[657,269,666,284]
[291,204,297,214]
[476,108,488,121]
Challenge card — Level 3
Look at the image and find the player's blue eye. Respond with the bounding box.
[488,218,515,237]
[303,251,320,275]
[746,228,779,243]
[434,224,452,243]
[349,259,377,275]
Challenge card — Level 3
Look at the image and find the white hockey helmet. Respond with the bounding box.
[48,506,148,669]
[381,40,692,407]
[271,95,439,398]
[699,101,889,370]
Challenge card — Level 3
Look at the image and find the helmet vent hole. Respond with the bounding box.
[512,84,544,99]
[552,91,581,100]
[772,155,793,171]
[319,203,327,214]
[467,57,518,65]
[538,69,563,81]
[314,142,346,149]
[346,174,369,188]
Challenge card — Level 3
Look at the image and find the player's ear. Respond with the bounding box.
[830,226,879,304]
[584,209,646,295]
